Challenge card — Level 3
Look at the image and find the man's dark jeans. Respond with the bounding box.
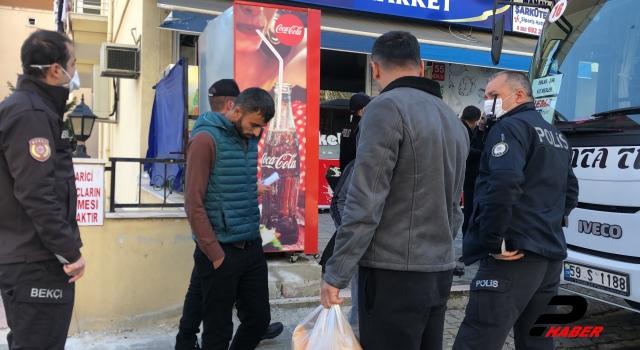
[195,239,270,350]
[175,258,203,350]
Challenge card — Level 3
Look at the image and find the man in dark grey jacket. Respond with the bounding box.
[321,31,469,350]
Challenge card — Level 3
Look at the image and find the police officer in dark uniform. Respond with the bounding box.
[0,30,86,350]
[339,92,371,172]
[453,71,579,350]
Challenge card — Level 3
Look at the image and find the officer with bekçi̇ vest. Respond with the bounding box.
[453,71,579,350]
[0,30,86,350]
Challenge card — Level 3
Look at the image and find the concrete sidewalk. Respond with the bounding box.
[0,309,512,350]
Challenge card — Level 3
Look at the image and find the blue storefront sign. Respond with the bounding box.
[158,1,532,71]
[288,0,513,31]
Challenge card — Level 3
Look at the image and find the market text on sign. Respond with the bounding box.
[373,0,450,11]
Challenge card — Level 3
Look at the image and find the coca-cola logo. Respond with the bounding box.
[274,14,304,46]
[262,153,298,170]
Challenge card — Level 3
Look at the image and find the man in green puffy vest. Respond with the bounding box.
[177,80,282,350]
[184,87,275,350]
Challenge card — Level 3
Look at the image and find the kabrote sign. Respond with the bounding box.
[74,163,104,226]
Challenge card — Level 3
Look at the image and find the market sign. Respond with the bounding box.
[512,0,552,35]
[288,0,513,31]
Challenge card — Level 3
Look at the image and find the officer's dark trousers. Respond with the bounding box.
[453,253,562,350]
[0,260,74,350]
[358,266,453,350]
[461,184,475,237]
[175,256,203,350]
[194,239,270,350]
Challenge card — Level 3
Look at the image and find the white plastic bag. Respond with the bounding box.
[292,305,362,350]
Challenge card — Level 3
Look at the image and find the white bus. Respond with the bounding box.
[493,0,640,311]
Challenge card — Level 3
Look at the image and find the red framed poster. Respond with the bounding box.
[232,1,320,254]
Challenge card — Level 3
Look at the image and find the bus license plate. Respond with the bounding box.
[564,261,630,296]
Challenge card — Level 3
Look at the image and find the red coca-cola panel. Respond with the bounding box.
[233,1,320,254]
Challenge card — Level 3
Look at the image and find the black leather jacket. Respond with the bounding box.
[0,75,82,265]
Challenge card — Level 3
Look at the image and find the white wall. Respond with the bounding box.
[441,64,499,116]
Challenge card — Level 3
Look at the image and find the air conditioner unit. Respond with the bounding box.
[100,43,140,79]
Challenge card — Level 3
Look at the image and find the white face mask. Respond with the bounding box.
[30,64,81,92]
[484,92,516,119]
[62,68,81,92]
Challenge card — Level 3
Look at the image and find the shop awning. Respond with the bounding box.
[158,10,217,34]
[157,0,536,71]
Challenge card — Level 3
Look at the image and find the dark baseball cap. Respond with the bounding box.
[350,92,372,112]
[208,79,240,97]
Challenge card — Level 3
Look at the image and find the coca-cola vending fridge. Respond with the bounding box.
[199,1,320,254]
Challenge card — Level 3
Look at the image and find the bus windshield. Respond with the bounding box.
[530,0,640,133]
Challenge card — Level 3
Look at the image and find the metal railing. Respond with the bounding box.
[106,157,186,212]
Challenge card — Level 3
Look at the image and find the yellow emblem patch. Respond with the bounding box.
[29,138,51,162]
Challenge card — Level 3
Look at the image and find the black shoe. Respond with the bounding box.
[453,267,465,277]
[458,256,465,263]
[261,322,284,341]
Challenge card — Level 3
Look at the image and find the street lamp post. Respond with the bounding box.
[68,94,97,158]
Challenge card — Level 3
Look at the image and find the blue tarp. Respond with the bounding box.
[145,57,185,192]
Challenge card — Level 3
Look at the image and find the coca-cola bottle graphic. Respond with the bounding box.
[261,83,301,246]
